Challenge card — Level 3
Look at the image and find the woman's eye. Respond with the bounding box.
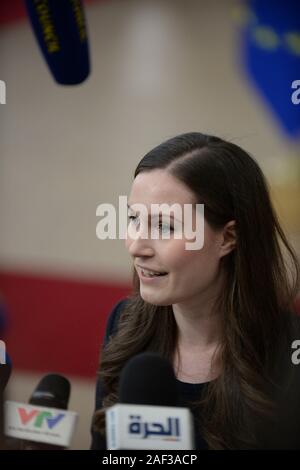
[127,216,173,233]
[158,222,174,233]
[128,215,139,224]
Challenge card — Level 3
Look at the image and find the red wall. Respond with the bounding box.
[0,270,131,378]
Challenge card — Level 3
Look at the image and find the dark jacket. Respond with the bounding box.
[91,299,300,449]
[90,298,208,450]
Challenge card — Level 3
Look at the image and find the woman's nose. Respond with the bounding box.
[126,230,155,257]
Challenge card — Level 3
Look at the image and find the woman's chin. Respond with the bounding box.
[140,291,171,307]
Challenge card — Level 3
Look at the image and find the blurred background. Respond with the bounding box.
[0,0,299,449]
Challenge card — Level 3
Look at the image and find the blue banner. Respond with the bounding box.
[240,0,300,139]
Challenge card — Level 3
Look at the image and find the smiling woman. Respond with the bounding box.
[125,169,229,310]
[91,132,300,450]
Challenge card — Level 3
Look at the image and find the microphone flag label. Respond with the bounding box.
[4,401,78,447]
[106,404,194,450]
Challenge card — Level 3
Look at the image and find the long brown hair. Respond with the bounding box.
[93,133,300,449]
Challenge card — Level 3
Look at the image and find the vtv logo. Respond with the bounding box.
[18,408,65,429]
[0,80,6,104]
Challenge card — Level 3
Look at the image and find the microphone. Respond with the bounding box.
[0,363,12,394]
[0,361,12,449]
[4,373,78,449]
[105,353,195,450]
[29,373,70,409]
[25,0,90,85]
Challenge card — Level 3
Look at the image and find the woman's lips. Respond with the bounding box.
[136,265,167,274]
[138,267,168,282]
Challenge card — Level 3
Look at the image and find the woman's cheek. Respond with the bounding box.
[124,236,132,251]
[161,240,190,269]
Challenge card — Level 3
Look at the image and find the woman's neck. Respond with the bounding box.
[171,284,223,383]
[172,290,222,351]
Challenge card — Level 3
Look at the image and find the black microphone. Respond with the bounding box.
[106,353,195,450]
[0,362,12,450]
[29,373,70,409]
[119,353,179,406]
[25,0,91,85]
[5,373,77,450]
[22,374,70,450]
[0,363,12,395]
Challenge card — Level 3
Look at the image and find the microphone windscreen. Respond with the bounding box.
[29,373,70,409]
[118,353,178,407]
[0,363,12,393]
[25,0,90,85]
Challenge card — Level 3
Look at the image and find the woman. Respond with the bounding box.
[91,132,300,449]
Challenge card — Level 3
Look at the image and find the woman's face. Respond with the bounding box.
[125,169,227,306]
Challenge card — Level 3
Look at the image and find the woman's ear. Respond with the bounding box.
[219,220,236,258]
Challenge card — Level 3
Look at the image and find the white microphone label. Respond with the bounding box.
[4,401,78,447]
[106,404,194,450]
